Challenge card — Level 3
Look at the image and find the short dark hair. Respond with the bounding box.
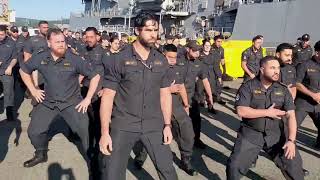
[85,27,98,35]
[252,35,262,42]
[75,31,80,35]
[110,36,119,43]
[38,21,48,27]
[202,39,211,46]
[276,43,293,53]
[0,25,7,32]
[214,35,224,41]
[164,44,178,53]
[47,28,63,40]
[314,41,320,52]
[134,12,158,28]
[259,56,279,67]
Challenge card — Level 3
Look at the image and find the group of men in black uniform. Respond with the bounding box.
[0,11,318,180]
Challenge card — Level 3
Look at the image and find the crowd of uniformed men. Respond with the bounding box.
[0,11,318,180]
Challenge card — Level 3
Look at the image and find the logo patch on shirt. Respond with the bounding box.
[153,60,163,66]
[64,62,71,67]
[125,60,137,66]
[194,64,200,68]
[254,89,262,94]
[40,60,48,65]
[307,68,317,72]
[274,91,284,96]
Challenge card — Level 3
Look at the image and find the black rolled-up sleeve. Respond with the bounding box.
[296,62,307,84]
[23,39,33,54]
[198,62,208,80]
[241,49,249,62]
[283,88,295,111]
[102,54,121,91]
[161,66,172,88]
[235,82,252,107]
[20,56,38,74]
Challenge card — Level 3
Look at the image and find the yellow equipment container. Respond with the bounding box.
[222,40,266,78]
[196,38,266,78]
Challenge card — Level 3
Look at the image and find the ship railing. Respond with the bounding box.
[239,0,291,5]
[84,8,124,17]
[210,27,233,34]
[101,25,134,33]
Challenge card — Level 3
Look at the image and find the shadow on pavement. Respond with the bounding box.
[0,119,22,163]
[48,162,76,180]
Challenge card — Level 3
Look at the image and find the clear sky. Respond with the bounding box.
[10,0,84,20]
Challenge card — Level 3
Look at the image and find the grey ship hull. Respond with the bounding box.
[70,0,319,46]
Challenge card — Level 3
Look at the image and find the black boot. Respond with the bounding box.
[23,150,48,168]
[180,156,198,176]
[208,107,217,114]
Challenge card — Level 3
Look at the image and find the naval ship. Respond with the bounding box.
[70,0,320,47]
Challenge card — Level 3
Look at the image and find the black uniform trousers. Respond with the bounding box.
[0,74,14,113]
[190,98,202,141]
[134,101,195,164]
[6,67,26,120]
[226,126,304,180]
[208,65,222,102]
[101,129,178,180]
[81,86,101,178]
[295,99,320,142]
[27,103,89,154]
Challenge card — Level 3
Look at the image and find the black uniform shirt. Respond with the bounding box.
[103,45,171,132]
[0,37,17,75]
[20,50,97,110]
[293,43,313,65]
[295,57,320,111]
[280,63,296,87]
[241,46,263,76]
[74,39,86,56]
[24,34,48,56]
[16,35,30,66]
[183,57,208,102]
[235,78,294,146]
[81,44,105,88]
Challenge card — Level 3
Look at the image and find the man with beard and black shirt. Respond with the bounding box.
[295,41,320,150]
[20,29,100,171]
[79,27,106,179]
[276,43,309,176]
[133,44,199,176]
[227,56,304,180]
[99,12,178,180]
